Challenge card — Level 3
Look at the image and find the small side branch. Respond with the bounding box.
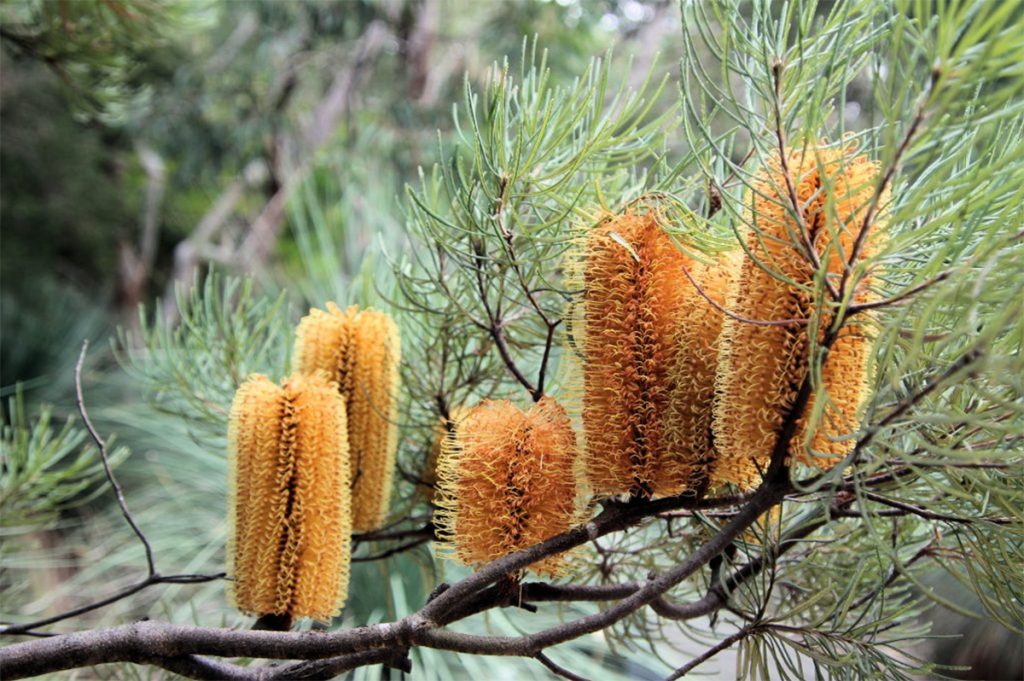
[664,625,756,680]
[76,341,155,577]
[536,651,590,681]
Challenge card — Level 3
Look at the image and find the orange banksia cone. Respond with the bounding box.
[227,373,351,623]
[434,398,580,577]
[293,303,401,532]
[713,144,886,487]
[573,211,703,498]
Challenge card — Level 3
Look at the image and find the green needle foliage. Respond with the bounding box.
[0,390,127,530]
[1,1,1021,679]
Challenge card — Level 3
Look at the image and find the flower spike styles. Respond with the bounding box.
[713,144,887,487]
[227,373,351,624]
[420,405,470,500]
[434,398,580,577]
[663,249,742,487]
[293,303,401,532]
[571,210,701,499]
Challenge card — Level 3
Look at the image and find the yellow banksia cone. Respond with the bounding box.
[713,144,886,488]
[663,250,743,488]
[573,210,701,498]
[227,373,351,623]
[293,303,401,532]
[434,397,580,577]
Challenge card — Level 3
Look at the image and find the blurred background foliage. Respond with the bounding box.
[1,0,1021,679]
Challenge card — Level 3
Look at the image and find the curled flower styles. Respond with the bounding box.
[434,398,580,577]
[713,144,886,487]
[663,249,742,488]
[227,373,351,623]
[293,303,401,532]
[420,405,470,500]
[573,211,700,498]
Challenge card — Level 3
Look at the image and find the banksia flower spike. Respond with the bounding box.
[434,398,580,577]
[663,249,742,486]
[293,303,401,532]
[713,144,886,488]
[227,373,351,624]
[571,210,703,498]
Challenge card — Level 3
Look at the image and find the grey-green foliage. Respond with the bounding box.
[0,390,126,530]
[0,390,129,616]
[118,273,292,437]
[396,42,673,437]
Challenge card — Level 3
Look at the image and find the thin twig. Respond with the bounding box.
[352,536,433,562]
[536,651,591,681]
[769,60,840,303]
[0,344,227,637]
[680,264,808,327]
[862,491,1013,525]
[76,341,155,577]
[0,572,226,637]
[663,626,756,680]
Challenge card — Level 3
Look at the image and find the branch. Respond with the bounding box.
[76,341,155,577]
[0,484,783,678]
[0,344,225,637]
[680,264,808,327]
[536,651,590,681]
[664,625,756,680]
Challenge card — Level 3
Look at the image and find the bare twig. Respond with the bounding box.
[0,343,225,638]
[536,651,590,681]
[681,264,808,327]
[861,491,1013,525]
[76,340,155,577]
[769,60,841,303]
[664,625,756,680]
[351,536,433,562]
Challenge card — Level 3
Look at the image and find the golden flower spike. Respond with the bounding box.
[434,398,580,577]
[293,303,401,532]
[713,144,886,488]
[227,373,351,625]
[571,210,702,498]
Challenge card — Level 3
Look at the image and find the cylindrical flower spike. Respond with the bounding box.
[293,303,401,532]
[572,211,702,498]
[712,144,886,487]
[227,373,351,623]
[663,250,742,487]
[434,397,580,577]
